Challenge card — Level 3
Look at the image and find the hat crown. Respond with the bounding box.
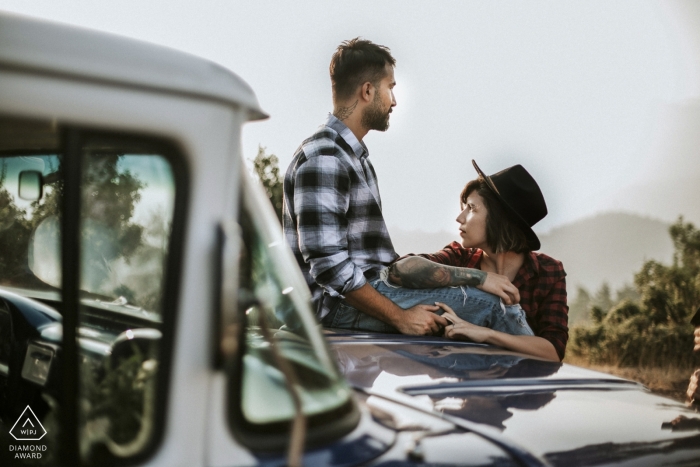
[489,165,547,227]
[471,160,547,251]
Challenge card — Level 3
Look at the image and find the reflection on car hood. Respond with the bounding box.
[325,330,700,467]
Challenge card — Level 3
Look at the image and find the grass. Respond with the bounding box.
[564,354,693,402]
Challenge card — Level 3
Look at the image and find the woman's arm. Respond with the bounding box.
[437,302,560,361]
[388,256,520,304]
[388,256,485,287]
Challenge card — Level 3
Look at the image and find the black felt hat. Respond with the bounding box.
[472,160,547,251]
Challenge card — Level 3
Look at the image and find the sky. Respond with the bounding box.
[1,0,698,235]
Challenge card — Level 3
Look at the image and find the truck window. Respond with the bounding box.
[75,136,178,461]
[0,307,10,377]
[227,179,359,451]
[0,115,184,464]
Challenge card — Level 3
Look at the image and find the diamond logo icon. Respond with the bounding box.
[9,406,47,441]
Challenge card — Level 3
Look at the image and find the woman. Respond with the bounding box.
[388,160,568,361]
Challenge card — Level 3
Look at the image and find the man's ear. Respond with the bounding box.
[359,81,374,103]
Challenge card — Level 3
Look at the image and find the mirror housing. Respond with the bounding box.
[18,170,43,201]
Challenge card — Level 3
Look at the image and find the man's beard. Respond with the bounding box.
[361,93,391,131]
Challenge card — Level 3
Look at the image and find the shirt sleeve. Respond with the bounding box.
[293,154,366,298]
[534,273,569,361]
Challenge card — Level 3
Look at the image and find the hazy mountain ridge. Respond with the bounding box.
[537,212,673,292]
[390,211,675,294]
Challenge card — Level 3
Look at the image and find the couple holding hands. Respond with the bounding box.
[283,38,568,362]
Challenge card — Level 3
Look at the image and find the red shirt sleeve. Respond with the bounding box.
[394,242,479,268]
[533,270,569,361]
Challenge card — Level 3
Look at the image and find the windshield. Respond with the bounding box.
[229,175,357,445]
[0,116,176,318]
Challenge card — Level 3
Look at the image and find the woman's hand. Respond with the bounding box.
[694,326,700,352]
[436,301,560,361]
[436,302,492,343]
[478,272,520,305]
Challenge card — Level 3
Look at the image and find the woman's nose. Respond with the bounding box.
[456,209,466,223]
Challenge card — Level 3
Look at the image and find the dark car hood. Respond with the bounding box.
[326,330,700,467]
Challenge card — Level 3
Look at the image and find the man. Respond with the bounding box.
[283,38,520,336]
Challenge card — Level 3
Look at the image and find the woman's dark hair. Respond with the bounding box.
[330,37,396,102]
[461,178,531,254]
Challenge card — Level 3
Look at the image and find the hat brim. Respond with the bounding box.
[471,160,541,251]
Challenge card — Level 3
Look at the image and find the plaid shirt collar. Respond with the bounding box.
[326,114,369,162]
[515,253,539,287]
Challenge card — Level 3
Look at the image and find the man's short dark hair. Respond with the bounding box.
[330,37,396,102]
[461,178,531,254]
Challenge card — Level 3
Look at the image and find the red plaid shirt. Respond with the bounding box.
[401,242,569,360]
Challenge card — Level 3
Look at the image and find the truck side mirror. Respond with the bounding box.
[18,170,43,201]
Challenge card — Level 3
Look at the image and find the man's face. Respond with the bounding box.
[361,64,396,132]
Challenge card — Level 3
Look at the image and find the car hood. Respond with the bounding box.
[326,331,700,467]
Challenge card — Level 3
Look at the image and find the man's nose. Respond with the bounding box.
[391,91,397,106]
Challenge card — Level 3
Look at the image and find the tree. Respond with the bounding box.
[568,286,591,325]
[0,152,147,299]
[592,282,613,313]
[252,145,283,222]
[0,161,32,284]
[569,217,697,368]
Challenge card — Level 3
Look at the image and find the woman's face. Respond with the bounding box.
[456,191,488,250]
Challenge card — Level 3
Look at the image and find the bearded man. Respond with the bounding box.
[283,38,518,336]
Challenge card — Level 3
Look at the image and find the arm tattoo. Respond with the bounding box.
[388,256,486,289]
[333,100,358,121]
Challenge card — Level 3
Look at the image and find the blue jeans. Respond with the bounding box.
[321,271,534,336]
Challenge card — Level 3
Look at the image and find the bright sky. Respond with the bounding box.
[1,0,697,234]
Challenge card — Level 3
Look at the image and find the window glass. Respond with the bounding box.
[0,308,10,372]
[0,116,60,295]
[0,121,175,317]
[0,116,179,463]
[234,179,355,438]
[76,139,176,459]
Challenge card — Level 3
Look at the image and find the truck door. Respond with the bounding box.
[0,115,187,466]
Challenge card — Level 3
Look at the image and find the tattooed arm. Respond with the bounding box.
[388,256,485,288]
[388,256,520,304]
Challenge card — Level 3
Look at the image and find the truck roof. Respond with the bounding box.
[0,11,267,120]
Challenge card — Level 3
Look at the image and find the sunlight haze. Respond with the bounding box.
[1,0,697,243]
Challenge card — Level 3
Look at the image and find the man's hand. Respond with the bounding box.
[694,326,700,352]
[345,283,448,336]
[478,272,520,305]
[393,303,448,335]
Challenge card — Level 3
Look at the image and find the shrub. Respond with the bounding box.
[568,217,700,371]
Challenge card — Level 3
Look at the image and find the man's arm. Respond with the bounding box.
[344,283,448,335]
[291,154,447,336]
[388,256,520,304]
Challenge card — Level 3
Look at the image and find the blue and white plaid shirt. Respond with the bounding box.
[283,114,398,319]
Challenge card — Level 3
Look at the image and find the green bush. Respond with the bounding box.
[569,217,700,370]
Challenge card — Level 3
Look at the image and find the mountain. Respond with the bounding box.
[390,211,675,295]
[538,212,673,292]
